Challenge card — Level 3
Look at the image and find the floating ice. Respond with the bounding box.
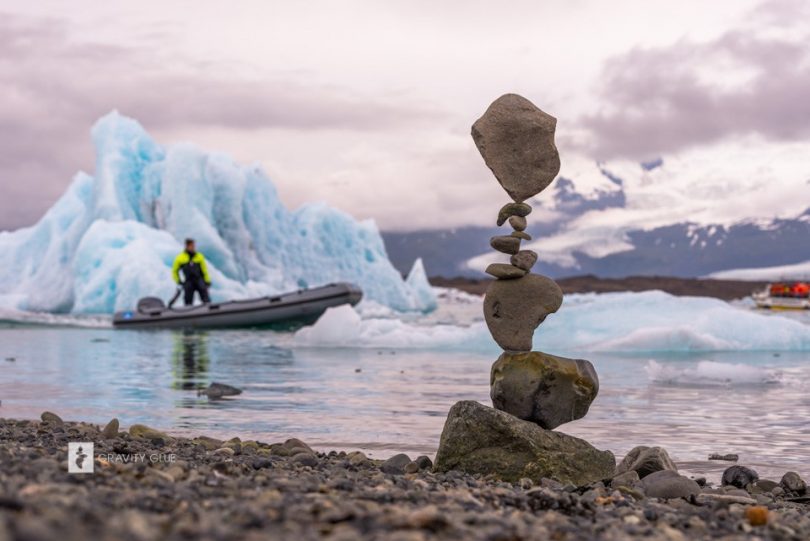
[645,360,782,387]
[295,290,810,352]
[293,304,493,350]
[0,112,435,313]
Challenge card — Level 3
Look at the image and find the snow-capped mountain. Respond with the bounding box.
[385,146,810,279]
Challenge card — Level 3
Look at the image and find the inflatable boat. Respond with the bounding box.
[753,282,810,310]
[113,282,363,329]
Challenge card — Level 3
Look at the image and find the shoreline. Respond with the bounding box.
[431,275,768,301]
[1,415,808,540]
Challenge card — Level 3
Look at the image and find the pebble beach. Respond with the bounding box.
[1,415,809,541]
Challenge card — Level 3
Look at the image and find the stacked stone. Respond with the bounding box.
[434,94,614,485]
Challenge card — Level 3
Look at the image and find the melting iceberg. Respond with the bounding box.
[0,112,435,313]
[294,290,810,352]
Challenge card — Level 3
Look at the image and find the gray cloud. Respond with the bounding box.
[0,12,440,230]
[581,2,810,159]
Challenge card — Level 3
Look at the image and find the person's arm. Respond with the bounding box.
[171,254,183,284]
[199,254,211,285]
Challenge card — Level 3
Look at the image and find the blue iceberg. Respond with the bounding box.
[0,112,436,313]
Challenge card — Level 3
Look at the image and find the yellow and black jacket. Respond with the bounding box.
[172,251,211,285]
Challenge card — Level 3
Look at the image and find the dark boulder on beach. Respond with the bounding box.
[490,351,599,429]
[434,400,615,486]
[722,465,759,488]
[617,446,678,479]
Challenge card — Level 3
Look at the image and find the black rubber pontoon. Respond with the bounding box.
[112,282,362,329]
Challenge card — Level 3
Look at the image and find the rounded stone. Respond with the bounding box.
[510,250,538,272]
[101,418,120,439]
[40,412,63,426]
[490,351,599,429]
[490,235,521,255]
[780,471,807,494]
[472,94,561,202]
[485,264,527,280]
[497,202,532,226]
[511,231,532,241]
[509,215,527,231]
[617,446,678,479]
[722,465,759,488]
[640,470,701,499]
[483,274,563,351]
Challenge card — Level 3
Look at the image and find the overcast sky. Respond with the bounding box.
[1,0,809,231]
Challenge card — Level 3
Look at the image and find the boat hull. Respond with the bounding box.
[753,294,810,311]
[112,283,363,329]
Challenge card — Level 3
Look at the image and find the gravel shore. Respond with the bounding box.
[1,416,808,541]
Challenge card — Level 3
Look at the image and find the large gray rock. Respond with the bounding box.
[434,401,615,486]
[640,470,701,499]
[472,94,561,203]
[490,351,599,429]
[616,446,678,479]
[483,274,563,351]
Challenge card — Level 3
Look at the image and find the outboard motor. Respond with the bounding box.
[137,297,166,315]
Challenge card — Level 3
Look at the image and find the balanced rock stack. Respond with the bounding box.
[434,94,615,486]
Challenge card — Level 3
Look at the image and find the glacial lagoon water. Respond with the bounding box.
[1,292,809,483]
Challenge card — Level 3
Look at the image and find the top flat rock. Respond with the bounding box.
[472,94,561,202]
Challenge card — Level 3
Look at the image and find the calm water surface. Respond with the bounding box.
[1,324,808,482]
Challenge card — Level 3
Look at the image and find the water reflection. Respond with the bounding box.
[171,330,210,391]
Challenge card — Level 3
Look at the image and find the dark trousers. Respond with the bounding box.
[183,280,210,306]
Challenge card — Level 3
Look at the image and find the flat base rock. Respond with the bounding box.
[434,400,615,486]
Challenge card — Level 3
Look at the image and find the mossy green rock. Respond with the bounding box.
[129,424,171,441]
[434,401,614,486]
[490,351,598,429]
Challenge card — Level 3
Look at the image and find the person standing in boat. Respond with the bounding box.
[172,238,211,306]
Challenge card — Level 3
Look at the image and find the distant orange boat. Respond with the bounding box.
[753,281,810,310]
